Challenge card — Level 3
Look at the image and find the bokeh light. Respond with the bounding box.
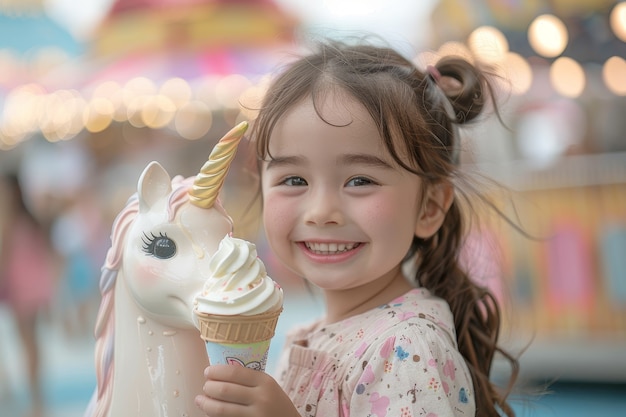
[610,2,626,42]
[603,56,626,96]
[160,77,192,108]
[550,57,586,98]
[174,100,213,140]
[437,41,473,62]
[468,25,509,63]
[528,14,568,58]
[500,52,533,95]
[83,97,114,133]
[215,74,253,109]
[141,95,176,129]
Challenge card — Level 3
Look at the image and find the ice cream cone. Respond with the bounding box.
[195,307,282,370]
[195,307,282,344]
[193,235,283,371]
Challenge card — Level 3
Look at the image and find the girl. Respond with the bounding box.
[195,40,518,417]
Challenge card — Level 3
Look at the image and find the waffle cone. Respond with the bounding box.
[195,307,282,344]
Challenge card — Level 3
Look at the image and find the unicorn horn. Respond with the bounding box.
[188,121,248,209]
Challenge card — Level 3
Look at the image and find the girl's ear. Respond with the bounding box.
[415,182,454,239]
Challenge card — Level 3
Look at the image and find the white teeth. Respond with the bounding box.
[305,242,357,254]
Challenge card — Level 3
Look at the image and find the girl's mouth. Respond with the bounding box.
[304,242,361,255]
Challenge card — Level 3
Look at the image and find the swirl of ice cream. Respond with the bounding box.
[195,235,283,316]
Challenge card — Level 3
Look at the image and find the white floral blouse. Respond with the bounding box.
[275,288,475,417]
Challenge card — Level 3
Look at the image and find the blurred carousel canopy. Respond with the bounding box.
[93,0,296,58]
[0,0,300,149]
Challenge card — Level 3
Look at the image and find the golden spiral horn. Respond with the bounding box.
[188,121,248,208]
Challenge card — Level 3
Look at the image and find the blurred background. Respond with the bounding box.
[0,0,625,416]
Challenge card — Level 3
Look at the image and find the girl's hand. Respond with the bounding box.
[195,365,300,417]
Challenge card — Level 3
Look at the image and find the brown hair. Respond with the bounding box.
[251,40,519,417]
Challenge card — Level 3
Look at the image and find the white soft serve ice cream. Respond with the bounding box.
[194,234,283,316]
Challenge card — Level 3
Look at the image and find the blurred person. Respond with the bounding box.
[51,187,107,339]
[0,173,58,417]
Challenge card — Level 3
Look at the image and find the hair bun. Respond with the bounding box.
[434,57,486,124]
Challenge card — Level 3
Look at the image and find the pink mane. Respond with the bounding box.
[86,176,193,417]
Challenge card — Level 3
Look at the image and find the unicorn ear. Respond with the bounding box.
[137,161,172,212]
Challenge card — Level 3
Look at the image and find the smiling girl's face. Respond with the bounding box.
[260,90,431,296]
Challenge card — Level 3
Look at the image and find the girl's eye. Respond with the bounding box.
[282,176,307,186]
[142,232,176,259]
[346,176,375,187]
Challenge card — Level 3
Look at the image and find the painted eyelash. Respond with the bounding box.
[142,231,177,259]
[142,231,164,251]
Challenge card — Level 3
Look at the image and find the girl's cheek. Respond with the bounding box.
[263,194,291,231]
[366,195,420,244]
[363,197,400,224]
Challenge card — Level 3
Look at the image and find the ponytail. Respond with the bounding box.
[409,199,519,417]
[411,56,520,417]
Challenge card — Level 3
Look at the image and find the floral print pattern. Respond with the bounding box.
[275,288,475,417]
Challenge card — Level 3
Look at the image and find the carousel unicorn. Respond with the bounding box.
[84,122,248,417]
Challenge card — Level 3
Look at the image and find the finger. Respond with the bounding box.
[202,379,250,405]
[206,364,264,387]
[195,394,249,417]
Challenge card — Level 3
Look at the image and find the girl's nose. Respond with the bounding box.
[303,188,344,226]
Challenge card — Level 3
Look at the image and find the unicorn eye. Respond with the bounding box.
[142,232,176,259]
